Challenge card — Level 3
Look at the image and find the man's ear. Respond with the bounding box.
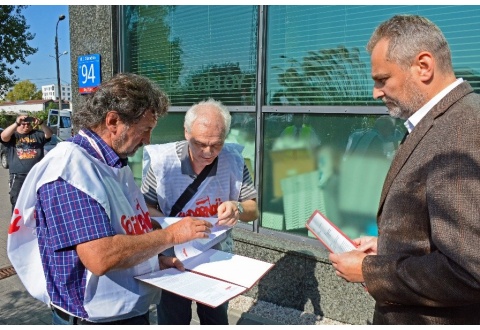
[415,51,434,82]
[105,111,120,133]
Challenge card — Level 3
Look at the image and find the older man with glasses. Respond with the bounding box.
[0,114,53,212]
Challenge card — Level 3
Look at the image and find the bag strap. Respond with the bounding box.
[168,157,218,217]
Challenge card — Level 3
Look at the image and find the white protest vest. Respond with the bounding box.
[7,140,160,322]
[143,142,244,253]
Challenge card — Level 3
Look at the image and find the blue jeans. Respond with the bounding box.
[157,290,229,325]
[52,308,150,325]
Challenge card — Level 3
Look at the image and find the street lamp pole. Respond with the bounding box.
[55,14,66,103]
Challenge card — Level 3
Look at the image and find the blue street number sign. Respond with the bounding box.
[78,54,101,94]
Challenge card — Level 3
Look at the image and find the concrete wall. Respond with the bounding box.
[68,5,376,325]
[0,104,44,114]
[233,227,375,325]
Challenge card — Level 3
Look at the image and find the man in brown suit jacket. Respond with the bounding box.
[329,14,480,324]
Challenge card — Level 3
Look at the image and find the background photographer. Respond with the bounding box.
[0,114,53,212]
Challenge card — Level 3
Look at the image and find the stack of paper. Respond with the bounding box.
[135,217,275,307]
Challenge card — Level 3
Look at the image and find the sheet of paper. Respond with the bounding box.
[152,217,231,261]
[182,249,275,289]
[306,210,356,253]
[136,268,246,308]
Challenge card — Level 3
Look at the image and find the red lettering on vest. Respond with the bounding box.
[196,196,210,205]
[136,199,152,229]
[121,215,134,235]
[120,200,153,235]
[8,209,22,234]
[179,196,223,218]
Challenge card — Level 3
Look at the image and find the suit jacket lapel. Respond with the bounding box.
[377,81,474,217]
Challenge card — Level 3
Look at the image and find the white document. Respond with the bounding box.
[183,249,274,289]
[136,268,246,308]
[153,217,230,261]
[137,217,275,307]
[305,210,367,289]
[305,210,356,253]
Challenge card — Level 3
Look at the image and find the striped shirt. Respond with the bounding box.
[35,129,124,318]
[141,140,257,210]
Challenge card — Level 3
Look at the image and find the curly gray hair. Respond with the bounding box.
[73,72,170,130]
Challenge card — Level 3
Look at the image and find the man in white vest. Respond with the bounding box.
[141,98,259,325]
[7,73,213,325]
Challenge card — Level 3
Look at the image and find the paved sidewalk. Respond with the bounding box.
[0,271,279,325]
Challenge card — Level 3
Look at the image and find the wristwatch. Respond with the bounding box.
[236,201,244,214]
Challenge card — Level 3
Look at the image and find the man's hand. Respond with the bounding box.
[165,216,212,245]
[33,117,44,127]
[216,201,240,227]
[159,255,184,271]
[353,236,378,255]
[329,250,367,283]
[15,115,29,125]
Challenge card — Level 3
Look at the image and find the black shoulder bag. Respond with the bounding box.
[168,157,218,217]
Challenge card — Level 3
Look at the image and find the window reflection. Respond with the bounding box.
[261,113,406,238]
[123,5,257,106]
[225,113,256,179]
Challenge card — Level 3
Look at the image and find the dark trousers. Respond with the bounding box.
[157,290,229,325]
[9,173,27,213]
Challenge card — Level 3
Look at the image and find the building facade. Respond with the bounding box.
[0,99,58,115]
[41,83,72,102]
[68,6,480,324]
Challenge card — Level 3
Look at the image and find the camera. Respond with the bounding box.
[24,117,34,123]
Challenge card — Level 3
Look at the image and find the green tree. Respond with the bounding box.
[0,111,14,128]
[0,6,37,98]
[5,80,41,101]
[32,89,43,100]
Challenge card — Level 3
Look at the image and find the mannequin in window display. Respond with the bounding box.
[316,144,343,227]
[343,115,404,161]
[268,114,320,211]
[338,115,405,238]
[225,118,255,175]
[272,113,321,151]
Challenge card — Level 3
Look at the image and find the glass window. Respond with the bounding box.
[122,5,480,241]
[122,5,258,106]
[60,116,71,129]
[261,113,406,238]
[225,113,257,179]
[128,112,185,186]
[266,5,480,105]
